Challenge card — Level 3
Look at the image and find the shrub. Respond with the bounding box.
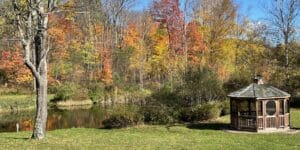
[178,107,194,122]
[195,103,221,120]
[102,105,143,129]
[150,85,180,107]
[179,103,221,122]
[51,83,81,102]
[220,100,230,116]
[102,114,134,129]
[140,105,174,124]
[88,83,105,102]
[178,67,225,106]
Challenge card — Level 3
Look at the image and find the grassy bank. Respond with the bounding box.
[0,95,54,113]
[0,109,300,149]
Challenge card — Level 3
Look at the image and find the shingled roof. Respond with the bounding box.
[228,83,290,99]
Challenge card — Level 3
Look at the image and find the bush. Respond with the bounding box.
[102,105,143,129]
[150,85,180,107]
[102,114,134,129]
[195,103,221,120]
[88,83,105,102]
[51,83,81,102]
[179,103,221,122]
[178,67,225,105]
[220,100,230,116]
[140,105,175,124]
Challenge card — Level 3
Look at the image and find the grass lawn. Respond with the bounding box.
[0,95,54,113]
[0,109,300,149]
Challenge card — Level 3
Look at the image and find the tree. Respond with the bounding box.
[150,0,184,54]
[195,0,236,68]
[266,0,299,83]
[186,21,205,66]
[13,0,56,139]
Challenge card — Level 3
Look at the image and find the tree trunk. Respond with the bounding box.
[31,42,48,140]
[31,71,48,139]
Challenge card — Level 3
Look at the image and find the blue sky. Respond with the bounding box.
[234,0,266,21]
[132,0,267,21]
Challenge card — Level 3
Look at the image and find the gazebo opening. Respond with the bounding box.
[228,76,290,132]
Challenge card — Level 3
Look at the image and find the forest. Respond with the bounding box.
[0,0,299,103]
[0,0,299,141]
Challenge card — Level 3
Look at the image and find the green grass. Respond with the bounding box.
[290,108,300,128]
[0,95,54,113]
[0,109,300,149]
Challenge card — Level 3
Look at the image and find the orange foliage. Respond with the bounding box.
[102,48,113,85]
[186,21,205,65]
[0,47,32,85]
[124,22,139,48]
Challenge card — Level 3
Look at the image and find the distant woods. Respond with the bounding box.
[0,0,299,101]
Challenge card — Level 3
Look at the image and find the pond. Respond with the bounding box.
[0,105,119,132]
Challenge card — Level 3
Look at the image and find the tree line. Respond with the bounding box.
[0,0,299,139]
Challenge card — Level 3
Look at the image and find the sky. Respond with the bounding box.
[132,0,267,21]
[234,0,266,21]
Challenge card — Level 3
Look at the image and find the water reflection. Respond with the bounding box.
[0,105,111,132]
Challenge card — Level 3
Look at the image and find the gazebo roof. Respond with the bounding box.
[228,83,290,99]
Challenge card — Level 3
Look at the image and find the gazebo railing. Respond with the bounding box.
[257,116,263,129]
[239,115,256,129]
[279,115,285,128]
[257,114,289,130]
[266,116,276,128]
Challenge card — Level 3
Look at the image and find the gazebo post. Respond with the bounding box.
[255,100,258,131]
[237,100,240,130]
[276,100,279,129]
[262,100,266,129]
[288,98,290,128]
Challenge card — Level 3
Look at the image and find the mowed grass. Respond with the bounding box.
[0,109,300,150]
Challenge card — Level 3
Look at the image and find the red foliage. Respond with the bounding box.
[151,0,184,54]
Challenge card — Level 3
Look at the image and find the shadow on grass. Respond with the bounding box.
[0,137,30,141]
[186,123,230,130]
[290,127,300,130]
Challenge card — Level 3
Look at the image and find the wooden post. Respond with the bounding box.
[230,99,233,127]
[237,100,240,130]
[276,100,279,129]
[287,98,290,128]
[248,99,251,115]
[262,100,266,129]
[255,100,258,131]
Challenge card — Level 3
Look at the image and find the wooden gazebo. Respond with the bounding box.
[228,77,290,132]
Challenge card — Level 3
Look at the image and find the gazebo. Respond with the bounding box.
[228,77,291,132]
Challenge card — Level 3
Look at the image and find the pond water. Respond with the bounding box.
[0,105,118,132]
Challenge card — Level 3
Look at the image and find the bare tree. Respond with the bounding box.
[13,0,56,140]
[267,0,299,80]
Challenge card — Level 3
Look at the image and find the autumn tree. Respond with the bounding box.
[186,21,205,66]
[194,0,236,70]
[0,48,32,85]
[150,0,184,54]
